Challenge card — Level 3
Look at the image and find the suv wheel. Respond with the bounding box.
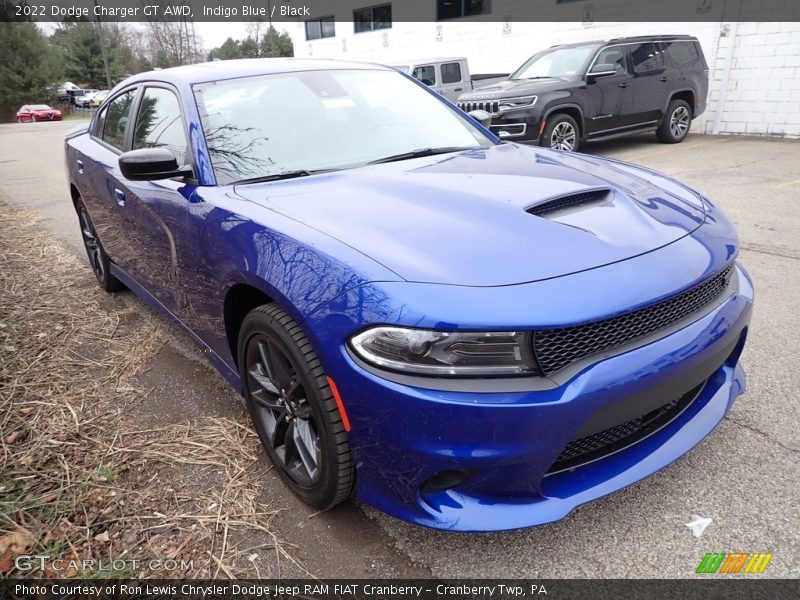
[239,304,354,509]
[542,114,580,152]
[657,99,692,143]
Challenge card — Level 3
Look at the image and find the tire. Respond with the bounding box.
[76,199,124,292]
[657,99,692,143]
[239,304,354,509]
[541,113,580,152]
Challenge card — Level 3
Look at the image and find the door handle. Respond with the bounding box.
[76,160,84,174]
[454,87,463,92]
[114,188,125,207]
[659,76,669,82]
[618,82,629,88]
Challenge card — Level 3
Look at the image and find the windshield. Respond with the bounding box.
[511,45,597,80]
[194,68,492,185]
[30,105,51,110]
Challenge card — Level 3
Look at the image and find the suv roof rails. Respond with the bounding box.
[606,34,697,43]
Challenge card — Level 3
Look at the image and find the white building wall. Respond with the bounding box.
[288,18,800,138]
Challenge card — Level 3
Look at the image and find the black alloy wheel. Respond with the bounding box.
[239,304,354,509]
[77,200,123,292]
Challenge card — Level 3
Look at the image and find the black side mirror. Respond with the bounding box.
[119,148,192,181]
[587,63,618,78]
[468,109,492,128]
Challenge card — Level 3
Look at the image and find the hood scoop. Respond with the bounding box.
[527,189,611,218]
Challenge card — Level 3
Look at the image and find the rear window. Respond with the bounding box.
[664,41,702,69]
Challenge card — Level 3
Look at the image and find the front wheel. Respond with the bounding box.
[657,99,692,143]
[541,114,581,152]
[239,304,354,509]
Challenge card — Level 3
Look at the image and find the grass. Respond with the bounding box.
[0,195,306,578]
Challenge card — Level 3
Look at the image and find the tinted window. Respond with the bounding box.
[94,106,107,138]
[101,90,136,151]
[437,0,491,20]
[354,3,392,33]
[441,62,463,84]
[664,41,700,69]
[412,65,436,85]
[305,17,335,40]
[629,42,665,74]
[593,45,627,75]
[133,87,188,165]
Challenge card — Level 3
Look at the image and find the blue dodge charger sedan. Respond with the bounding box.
[65,59,752,531]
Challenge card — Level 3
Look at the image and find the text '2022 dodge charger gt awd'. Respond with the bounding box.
[65,59,752,532]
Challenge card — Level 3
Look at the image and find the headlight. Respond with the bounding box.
[349,327,539,377]
[498,96,537,112]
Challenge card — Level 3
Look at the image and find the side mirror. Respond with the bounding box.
[587,63,618,78]
[468,109,492,128]
[119,148,192,181]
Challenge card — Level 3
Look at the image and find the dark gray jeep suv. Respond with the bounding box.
[457,35,708,151]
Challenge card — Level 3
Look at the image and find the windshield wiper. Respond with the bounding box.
[234,170,315,185]
[367,146,477,165]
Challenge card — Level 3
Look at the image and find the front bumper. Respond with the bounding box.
[328,263,753,532]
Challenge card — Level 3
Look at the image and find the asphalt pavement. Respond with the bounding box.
[1,119,797,578]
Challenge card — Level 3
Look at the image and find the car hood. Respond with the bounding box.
[234,144,706,287]
[462,77,573,99]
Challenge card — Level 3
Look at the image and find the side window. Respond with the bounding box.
[630,42,665,74]
[664,41,700,69]
[94,106,108,138]
[101,90,136,151]
[133,87,188,165]
[441,62,463,84]
[412,65,436,86]
[594,46,627,75]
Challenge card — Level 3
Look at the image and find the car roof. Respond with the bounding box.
[388,57,466,65]
[550,34,698,49]
[121,58,392,88]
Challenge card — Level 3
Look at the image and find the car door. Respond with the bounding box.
[118,84,197,313]
[628,41,668,126]
[584,45,634,134]
[82,87,140,273]
[439,61,467,102]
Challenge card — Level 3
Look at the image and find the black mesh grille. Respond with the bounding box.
[534,264,734,376]
[527,190,610,217]
[547,383,703,474]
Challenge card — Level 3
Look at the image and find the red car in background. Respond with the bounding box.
[17,104,63,123]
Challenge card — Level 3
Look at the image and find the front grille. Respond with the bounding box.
[547,383,703,474]
[458,100,500,115]
[528,189,611,217]
[534,264,734,375]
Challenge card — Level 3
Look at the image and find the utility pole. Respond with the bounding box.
[93,0,113,88]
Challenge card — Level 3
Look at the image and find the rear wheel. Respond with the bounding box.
[657,99,692,143]
[239,304,354,509]
[541,114,580,152]
[77,200,123,292]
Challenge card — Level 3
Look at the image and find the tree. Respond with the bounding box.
[50,22,123,88]
[261,27,294,58]
[0,22,60,121]
[208,38,243,61]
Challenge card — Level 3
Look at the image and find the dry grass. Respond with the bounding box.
[0,196,304,578]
